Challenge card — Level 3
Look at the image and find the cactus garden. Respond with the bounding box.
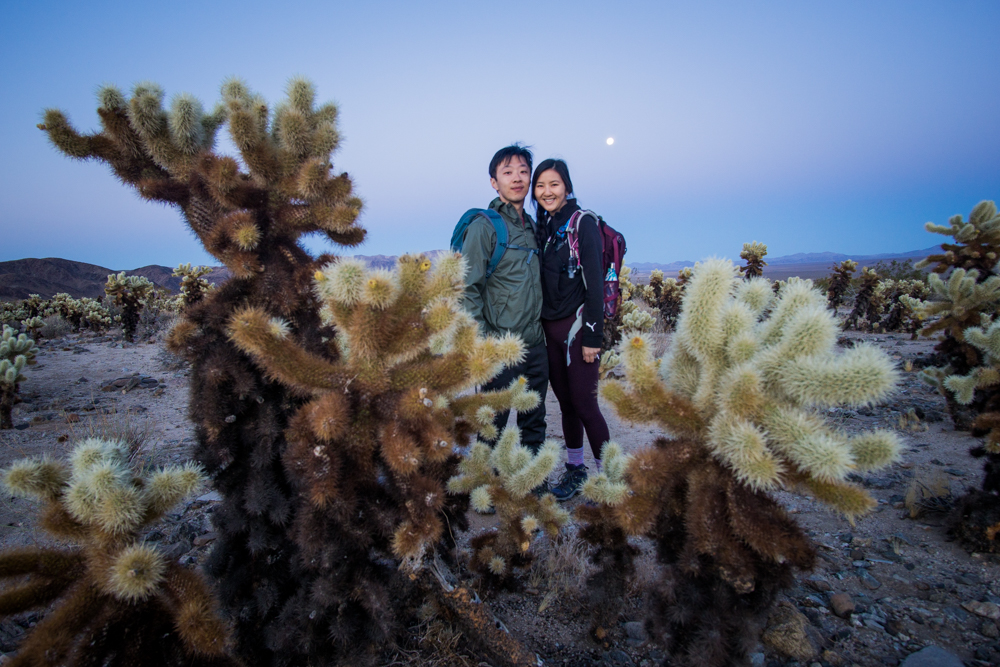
[1,76,999,667]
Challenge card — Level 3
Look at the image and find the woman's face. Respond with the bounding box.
[534,169,568,214]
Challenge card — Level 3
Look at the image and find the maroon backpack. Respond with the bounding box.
[565,210,628,318]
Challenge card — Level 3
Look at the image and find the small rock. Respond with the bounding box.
[962,600,1000,620]
[77,377,88,383]
[850,549,865,560]
[899,645,964,667]
[197,491,222,502]
[64,413,80,423]
[761,602,819,661]
[161,541,191,561]
[602,649,633,666]
[13,423,29,430]
[955,573,981,585]
[858,571,882,590]
[192,532,217,547]
[829,593,855,618]
[980,620,999,638]
[623,621,647,643]
[806,575,832,593]
[749,653,765,667]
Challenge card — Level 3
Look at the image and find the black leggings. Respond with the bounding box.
[480,342,549,453]
[542,313,610,460]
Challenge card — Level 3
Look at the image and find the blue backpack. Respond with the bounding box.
[450,208,537,279]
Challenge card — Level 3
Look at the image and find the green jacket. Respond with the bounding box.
[460,198,544,348]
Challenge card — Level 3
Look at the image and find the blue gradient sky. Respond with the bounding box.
[2,1,998,269]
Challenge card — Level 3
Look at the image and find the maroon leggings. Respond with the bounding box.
[542,313,610,460]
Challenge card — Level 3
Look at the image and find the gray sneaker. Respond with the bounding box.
[551,464,588,502]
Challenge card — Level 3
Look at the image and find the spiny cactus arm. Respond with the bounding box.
[600,379,704,437]
[2,457,69,501]
[760,407,855,483]
[706,415,785,491]
[848,430,902,471]
[775,343,899,408]
[446,442,495,494]
[796,475,876,522]
[759,279,827,345]
[723,478,815,568]
[4,580,105,666]
[676,258,736,364]
[505,441,560,499]
[735,277,774,315]
[972,413,1000,454]
[143,462,206,520]
[227,307,348,393]
[160,563,236,657]
[944,367,1000,405]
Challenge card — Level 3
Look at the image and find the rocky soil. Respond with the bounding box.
[1,327,998,666]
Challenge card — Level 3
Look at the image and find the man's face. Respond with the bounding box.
[490,156,530,205]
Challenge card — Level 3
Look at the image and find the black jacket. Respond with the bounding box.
[538,199,604,348]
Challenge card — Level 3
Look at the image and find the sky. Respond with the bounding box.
[1,1,998,269]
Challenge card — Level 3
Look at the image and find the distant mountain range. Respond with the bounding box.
[0,245,943,301]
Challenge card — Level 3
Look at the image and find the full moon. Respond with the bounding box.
[606,137,614,145]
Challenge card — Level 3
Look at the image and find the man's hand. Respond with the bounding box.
[582,346,600,364]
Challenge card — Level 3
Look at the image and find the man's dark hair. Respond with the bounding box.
[489,144,533,179]
[530,158,574,208]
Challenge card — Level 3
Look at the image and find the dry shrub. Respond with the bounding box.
[69,409,156,470]
[905,471,954,518]
[526,527,595,602]
[39,314,72,339]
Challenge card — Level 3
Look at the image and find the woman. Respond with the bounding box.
[531,159,611,502]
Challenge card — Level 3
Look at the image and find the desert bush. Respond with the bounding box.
[871,258,925,282]
[0,324,37,430]
[587,260,900,667]
[39,314,72,339]
[42,78,540,666]
[0,437,240,666]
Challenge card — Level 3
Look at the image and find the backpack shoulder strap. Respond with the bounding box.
[477,209,509,279]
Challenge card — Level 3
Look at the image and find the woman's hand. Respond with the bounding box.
[582,346,600,364]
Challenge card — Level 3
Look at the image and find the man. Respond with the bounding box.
[460,144,548,454]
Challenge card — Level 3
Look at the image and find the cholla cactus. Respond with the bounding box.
[448,427,568,579]
[842,267,882,331]
[0,438,239,665]
[827,259,857,311]
[879,278,928,335]
[225,252,545,659]
[739,241,768,279]
[594,259,901,667]
[641,269,684,330]
[105,272,154,341]
[1,325,37,430]
[620,301,655,334]
[174,263,215,308]
[574,443,637,631]
[79,297,113,331]
[918,200,1000,276]
[21,316,44,337]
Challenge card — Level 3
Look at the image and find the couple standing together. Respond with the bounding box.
[460,144,610,503]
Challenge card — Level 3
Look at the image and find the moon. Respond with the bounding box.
[606,137,614,146]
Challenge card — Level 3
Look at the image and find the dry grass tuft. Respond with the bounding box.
[39,314,72,339]
[69,409,156,470]
[905,471,954,518]
[527,526,595,602]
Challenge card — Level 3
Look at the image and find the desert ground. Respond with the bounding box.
[0,321,998,667]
